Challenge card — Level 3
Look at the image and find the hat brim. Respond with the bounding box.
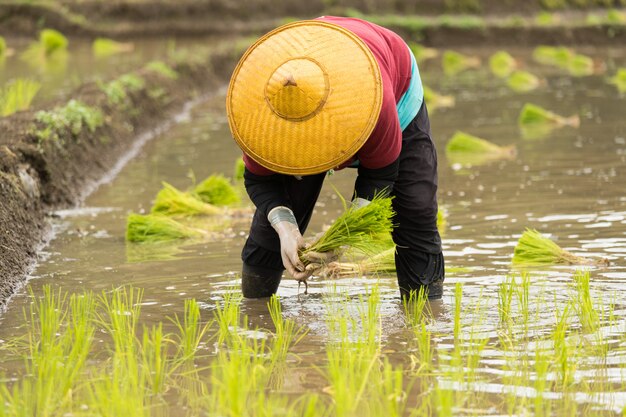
[226,20,383,175]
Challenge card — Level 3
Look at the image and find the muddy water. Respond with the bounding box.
[2,45,626,414]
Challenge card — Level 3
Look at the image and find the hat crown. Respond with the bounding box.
[265,57,329,121]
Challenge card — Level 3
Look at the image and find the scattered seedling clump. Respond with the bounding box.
[34,100,104,143]
[152,182,222,217]
[409,42,438,62]
[424,86,455,111]
[145,61,179,80]
[512,228,609,266]
[40,28,68,56]
[99,73,146,107]
[506,70,541,92]
[489,51,517,78]
[518,103,580,127]
[233,157,245,181]
[92,38,134,57]
[442,50,481,76]
[609,68,626,93]
[192,174,240,206]
[446,131,516,166]
[126,213,206,243]
[0,78,41,116]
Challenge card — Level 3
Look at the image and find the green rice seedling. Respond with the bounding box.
[34,99,104,143]
[572,270,599,332]
[409,42,438,62]
[404,287,434,374]
[552,303,577,389]
[39,29,68,56]
[512,228,609,266]
[1,286,96,417]
[170,298,210,363]
[489,51,517,78]
[454,282,462,342]
[532,45,573,67]
[533,341,553,417]
[192,174,240,206]
[92,37,134,57]
[518,103,580,128]
[0,78,41,116]
[446,131,516,159]
[324,286,382,416]
[609,68,626,93]
[299,193,394,268]
[442,50,481,76]
[567,54,594,77]
[233,157,245,181]
[515,272,531,336]
[498,276,515,327]
[506,70,541,93]
[145,60,178,80]
[126,213,205,243]
[99,73,146,107]
[267,295,307,366]
[213,290,243,347]
[152,182,222,217]
[141,323,170,395]
[0,36,6,57]
[423,86,455,111]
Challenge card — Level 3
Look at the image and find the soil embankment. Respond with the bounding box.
[0,44,238,307]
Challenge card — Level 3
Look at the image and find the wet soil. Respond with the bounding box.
[0,45,237,308]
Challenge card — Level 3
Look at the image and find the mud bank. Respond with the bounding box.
[0,44,238,307]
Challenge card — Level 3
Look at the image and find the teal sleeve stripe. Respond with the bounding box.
[396,43,423,131]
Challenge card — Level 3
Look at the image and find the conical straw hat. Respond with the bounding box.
[226,20,383,175]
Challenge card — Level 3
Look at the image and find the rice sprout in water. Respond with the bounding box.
[126,213,205,243]
[192,174,240,207]
[489,51,517,78]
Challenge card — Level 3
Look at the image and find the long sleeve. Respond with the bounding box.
[243,168,291,218]
[353,157,399,201]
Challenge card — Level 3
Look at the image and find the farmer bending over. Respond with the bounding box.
[226,17,444,299]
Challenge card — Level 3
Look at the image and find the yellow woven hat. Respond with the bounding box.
[226,20,383,175]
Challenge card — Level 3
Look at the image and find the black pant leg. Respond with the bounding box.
[392,103,445,298]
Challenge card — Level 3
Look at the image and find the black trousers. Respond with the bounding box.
[242,103,444,297]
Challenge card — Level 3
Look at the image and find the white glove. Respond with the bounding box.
[268,206,311,281]
[351,197,371,210]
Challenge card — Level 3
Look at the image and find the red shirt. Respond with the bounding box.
[245,16,411,175]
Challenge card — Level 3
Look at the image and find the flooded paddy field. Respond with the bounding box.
[0,43,625,416]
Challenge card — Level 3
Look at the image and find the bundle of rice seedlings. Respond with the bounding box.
[151,182,222,217]
[409,43,438,63]
[192,174,240,206]
[518,103,580,128]
[535,11,558,26]
[40,29,68,56]
[323,247,397,278]
[512,228,609,267]
[567,54,594,77]
[506,71,541,93]
[300,194,395,266]
[609,68,626,93]
[532,46,573,68]
[92,38,134,57]
[0,78,41,116]
[445,131,516,165]
[489,51,517,78]
[126,213,205,243]
[233,157,245,181]
[423,86,455,111]
[442,50,481,76]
